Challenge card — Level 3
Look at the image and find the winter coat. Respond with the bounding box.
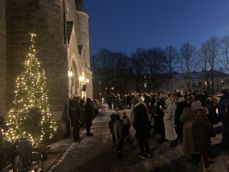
[163,98,177,141]
[192,107,212,153]
[207,101,219,125]
[113,120,125,145]
[154,100,165,134]
[122,116,131,136]
[218,93,229,121]
[175,97,186,128]
[179,105,196,154]
[222,112,229,151]
[133,102,151,140]
[69,99,82,127]
[109,119,115,134]
[85,101,94,126]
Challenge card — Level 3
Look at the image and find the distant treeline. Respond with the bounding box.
[91,36,229,98]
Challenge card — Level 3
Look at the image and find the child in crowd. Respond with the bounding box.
[108,113,117,146]
[121,111,131,144]
[113,113,125,159]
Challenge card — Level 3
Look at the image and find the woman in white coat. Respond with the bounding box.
[163,94,177,147]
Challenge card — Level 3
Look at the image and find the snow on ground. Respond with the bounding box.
[44,107,229,172]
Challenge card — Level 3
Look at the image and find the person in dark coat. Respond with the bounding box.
[192,100,213,171]
[222,104,229,154]
[175,94,186,144]
[133,96,151,159]
[218,89,229,122]
[62,100,71,138]
[180,96,200,162]
[154,97,166,143]
[121,111,131,144]
[84,98,94,136]
[69,96,82,142]
[113,113,125,159]
[109,113,117,145]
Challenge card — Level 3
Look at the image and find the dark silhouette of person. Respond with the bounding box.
[84,98,94,136]
[69,96,82,142]
[62,100,71,138]
[133,96,151,159]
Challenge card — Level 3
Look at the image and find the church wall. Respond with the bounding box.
[76,11,90,68]
[6,0,68,121]
[76,11,93,99]
[0,0,7,115]
[66,0,93,99]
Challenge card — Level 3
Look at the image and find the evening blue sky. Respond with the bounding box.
[84,0,229,55]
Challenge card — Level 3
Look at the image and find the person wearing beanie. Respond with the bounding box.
[192,100,214,172]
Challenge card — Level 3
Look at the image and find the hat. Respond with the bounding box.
[191,100,202,111]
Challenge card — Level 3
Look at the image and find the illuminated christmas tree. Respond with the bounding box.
[5,33,57,145]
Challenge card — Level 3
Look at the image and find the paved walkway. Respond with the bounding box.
[44,109,229,172]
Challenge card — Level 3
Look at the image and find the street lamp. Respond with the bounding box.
[68,70,73,77]
[79,76,85,82]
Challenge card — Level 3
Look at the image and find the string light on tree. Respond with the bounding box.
[4,33,57,146]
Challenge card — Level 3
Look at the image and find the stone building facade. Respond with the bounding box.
[0,0,7,116]
[0,0,92,134]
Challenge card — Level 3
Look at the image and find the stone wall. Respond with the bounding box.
[76,11,90,68]
[76,11,93,98]
[0,0,7,115]
[6,0,68,120]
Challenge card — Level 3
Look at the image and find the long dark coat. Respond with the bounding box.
[69,99,82,127]
[133,102,151,140]
[222,112,229,151]
[180,105,196,154]
[175,97,186,130]
[85,101,94,126]
[154,100,165,134]
[192,108,212,153]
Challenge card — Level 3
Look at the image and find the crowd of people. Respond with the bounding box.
[107,89,229,172]
[62,97,99,142]
[1,89,229,171]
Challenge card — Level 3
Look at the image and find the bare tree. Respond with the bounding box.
[144,48,167,89]
[202,37,220,93]
[164,46,179,76]
[180,43,195,90]
[131,49,147,91]
[220,36,229,72]
[198,44,210,92]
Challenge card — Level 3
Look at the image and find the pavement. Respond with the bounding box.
[43,108,229,172]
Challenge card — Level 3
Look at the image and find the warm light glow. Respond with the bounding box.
[3,33,57,147]
[68,70,73,77]
[86,79,89,83]
[79,76,85,82]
